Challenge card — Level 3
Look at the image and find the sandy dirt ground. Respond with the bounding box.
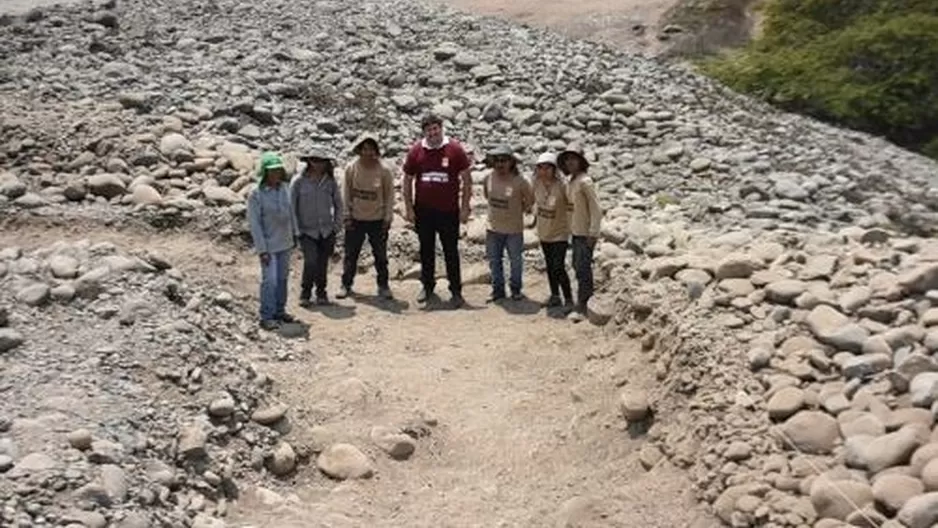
[429,0,679,54]
[1,219,716,528]
[0,0,717,523]
[0,0,66,14]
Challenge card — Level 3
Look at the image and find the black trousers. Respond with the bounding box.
[572,236,595,308]
[415,205,461,296]
[342,219,390,289]
[540,241,572,302]
[299,233,335,299]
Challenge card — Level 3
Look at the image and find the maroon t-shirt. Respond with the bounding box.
[402,138,471,213]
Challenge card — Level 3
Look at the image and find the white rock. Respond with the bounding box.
[316,444,374,480]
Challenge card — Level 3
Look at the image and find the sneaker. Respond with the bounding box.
[336,286,353,300]
[260,319,280,331]
[450,293,466,309]
[510,292,524,301]
[486,292,506,304]
[316,294,331,306]
[299,298,313,308]
[545,295,562,308]
[378,286,394,300]
[417,287,432,304]
[278,313,297,323]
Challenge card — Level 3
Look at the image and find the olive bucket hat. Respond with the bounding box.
[484,144,520,169]
[556,143,590,175]
[298,143,336,163]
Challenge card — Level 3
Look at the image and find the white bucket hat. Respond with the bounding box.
[535,152,557,167]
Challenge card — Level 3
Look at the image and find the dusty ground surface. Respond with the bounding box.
[1,218,715,527]
[0,0,64,14]
[429,0,679,55]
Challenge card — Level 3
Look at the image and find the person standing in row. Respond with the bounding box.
[291,146,343,307]
[558,144,603,314]
[402,114,473,308]
[482,145,534,302]
[247,152,297,330]
[338,133,395,300]
[532,152,574,309]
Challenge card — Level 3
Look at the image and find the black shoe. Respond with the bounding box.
[336,286,352,299]
[417,287,432,304]
[545,295,562,308]
[260,319,280,331]
[378,286,394,300]
[486,292,506,304]
[450,293,465,309]
[299,298,313,308]
[317,294,331,306]
[278,313,296,323]
[510,292,524,301]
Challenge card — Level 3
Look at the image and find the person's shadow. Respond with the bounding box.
[301,302,356,320]
[355,294,410,315]
[277,321,311,339]
[498,295,543,316]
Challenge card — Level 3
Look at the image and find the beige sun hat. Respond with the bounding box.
[351,132,382,156]
[535,152,558,167]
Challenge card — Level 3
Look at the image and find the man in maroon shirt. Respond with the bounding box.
[402,114,473,308]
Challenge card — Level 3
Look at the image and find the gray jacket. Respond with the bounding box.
[290,171,343,239]
[247,183,296,255]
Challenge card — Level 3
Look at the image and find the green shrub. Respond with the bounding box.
[701,0,938,159]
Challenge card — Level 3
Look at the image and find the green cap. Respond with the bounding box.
[256,152,285,183]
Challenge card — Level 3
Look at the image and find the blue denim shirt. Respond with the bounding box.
[247,183,295,255]
[290,171,343,239]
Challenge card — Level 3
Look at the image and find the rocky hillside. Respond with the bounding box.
[4,0,938,527]
[0,240,313,527]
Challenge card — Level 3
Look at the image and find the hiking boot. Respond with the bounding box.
[336,285,353,299]
[417,287,432,304]
[260,319,280,331]
[378,286,394,300]
[545,295,562,308]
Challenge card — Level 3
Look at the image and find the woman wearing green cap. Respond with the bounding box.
[247,152,297,330]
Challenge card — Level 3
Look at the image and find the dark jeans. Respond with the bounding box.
[299,233,335,300]
[540,241,572,302]
[415,205,461,296]
[342,219,389,289]
[572,236,595,308]
[486,230,524,297]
